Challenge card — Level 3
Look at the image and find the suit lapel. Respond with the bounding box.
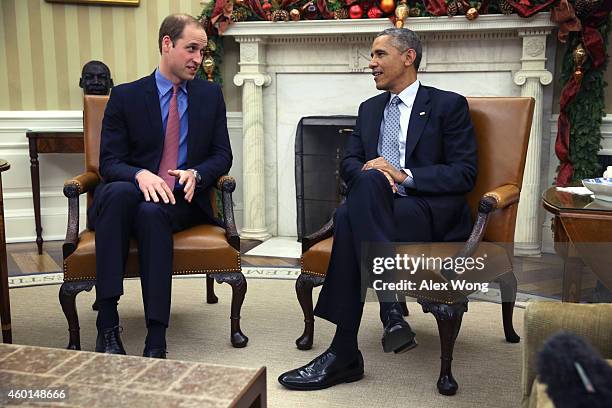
[365,92,390,159]
[186,80,200,166]
[404,85,431,164]
[144,73,164,146]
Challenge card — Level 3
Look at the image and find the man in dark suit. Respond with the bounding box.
[90,14,232,359]
[279,28,477,390]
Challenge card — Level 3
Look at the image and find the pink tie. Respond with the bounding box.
[158,85,180,189]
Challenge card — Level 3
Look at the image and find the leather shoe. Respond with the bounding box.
[95,325,126,355]
[381,308,417,354]
[278,348,364,390]
[142,347,167,359]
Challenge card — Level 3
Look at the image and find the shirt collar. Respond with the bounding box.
[155,68,188,97]
[389,80,420,108]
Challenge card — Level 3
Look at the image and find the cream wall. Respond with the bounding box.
[0,0,205,110]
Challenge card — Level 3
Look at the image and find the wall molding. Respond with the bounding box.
[0,110,243,243]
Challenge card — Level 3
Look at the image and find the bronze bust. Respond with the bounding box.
[79,60,113,95]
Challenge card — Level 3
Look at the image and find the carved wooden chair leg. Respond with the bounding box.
[295,273,324,350]
[420,300,468,396]
[496,271,520,343]
[59,281,94,350]
[215,272,248,348]
[206,275,218,304]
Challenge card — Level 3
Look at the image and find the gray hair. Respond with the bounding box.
[376,28,422,71]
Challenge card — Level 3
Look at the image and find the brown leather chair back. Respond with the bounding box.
[83,95,108,176]
[465,97,534,243]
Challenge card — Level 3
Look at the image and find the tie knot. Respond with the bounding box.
[390,96,401,106]
[172,84,179,95]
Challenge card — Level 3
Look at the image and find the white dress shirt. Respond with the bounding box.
[378,80,420,192]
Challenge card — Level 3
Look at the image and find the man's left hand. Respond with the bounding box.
[168,169,197,202]
[362,157,407,184]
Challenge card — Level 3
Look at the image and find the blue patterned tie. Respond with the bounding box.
[381,96,405,194]
[381,96,402,170]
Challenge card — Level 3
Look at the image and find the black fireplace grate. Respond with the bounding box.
[295,116,357,241]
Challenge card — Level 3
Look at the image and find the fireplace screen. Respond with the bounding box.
[295,116,357,240]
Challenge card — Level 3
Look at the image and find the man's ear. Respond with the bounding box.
[404,49,416,68]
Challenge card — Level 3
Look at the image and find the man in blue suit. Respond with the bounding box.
[89,14,232,358]
[279,28,477,390]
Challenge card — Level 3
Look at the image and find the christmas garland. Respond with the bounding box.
[197,0,612,184]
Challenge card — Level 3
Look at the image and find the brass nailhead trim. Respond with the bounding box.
[64,254,241,281]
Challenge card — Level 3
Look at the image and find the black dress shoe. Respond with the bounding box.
[278,348,364,391]
[95,325,126,355]
[142,347,167,359]
[381,309,417,354]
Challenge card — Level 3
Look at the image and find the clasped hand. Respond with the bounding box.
[361,157,407,194]
[135,169,197,204]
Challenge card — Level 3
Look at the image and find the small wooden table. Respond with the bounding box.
[26,131,84,254]
[542,187,612,302]
[0,343,267,407]
[0,160,11,343]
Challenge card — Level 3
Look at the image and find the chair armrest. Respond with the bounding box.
[63,171,100,198]
[483,184,520,211]
[216,175,240,251]
[62,172,100,259]
[302,216,334,253]
[521,302,612,405]
[440,184,520,280]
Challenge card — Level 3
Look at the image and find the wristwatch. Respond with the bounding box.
[188,169,202,185]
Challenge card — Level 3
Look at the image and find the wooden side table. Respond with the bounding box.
[26,131,84,254]
[0,159,11,343]
[542,187,612,302]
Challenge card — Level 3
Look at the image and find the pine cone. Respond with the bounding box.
[272,9,290,22]
[231,9,248,22]
[499,0,513,15]
[334,8,349,19]
[447,1,458,16]
[575,0,600,18]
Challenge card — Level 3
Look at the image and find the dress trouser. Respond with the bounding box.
[88,181,208,326]
[314,170,434,332]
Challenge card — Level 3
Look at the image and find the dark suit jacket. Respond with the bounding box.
[341,85,478,241]
[98,72,232,222]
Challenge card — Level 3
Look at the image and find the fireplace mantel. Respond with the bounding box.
[224,15,558,255]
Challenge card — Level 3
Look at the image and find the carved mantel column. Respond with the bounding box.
[513,30,553,256]
[234,37,271,240]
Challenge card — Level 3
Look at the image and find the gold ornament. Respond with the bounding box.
[203,50,215,82]
[290,8,301,21]
[573,43,588,83]
[234,0,245,6]
[394,0,409,28]
[379,0,396,14]
[465,7,479,20]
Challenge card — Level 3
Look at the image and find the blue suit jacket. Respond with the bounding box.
[341,85,478,241]
[98,73,232,221]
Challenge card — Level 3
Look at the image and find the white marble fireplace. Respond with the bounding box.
[224,15,558,255]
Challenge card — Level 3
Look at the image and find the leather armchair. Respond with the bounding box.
[296,97,535,395]
[59,95,247,350]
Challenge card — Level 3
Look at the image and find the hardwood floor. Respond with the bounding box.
[5,240,604,301]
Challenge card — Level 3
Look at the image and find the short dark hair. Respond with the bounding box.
[376,28,422,71]
[158,14,201,54]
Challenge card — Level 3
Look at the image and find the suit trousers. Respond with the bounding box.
[314,170,434,332]
[88,181,208,326]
